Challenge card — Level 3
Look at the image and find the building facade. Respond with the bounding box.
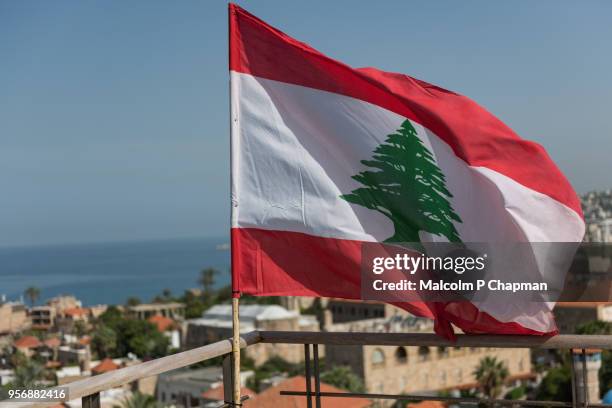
[186,304,320,366]
[325,316,532,397]
[0,301,29,335]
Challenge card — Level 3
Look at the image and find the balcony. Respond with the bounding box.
[7,331,612,408]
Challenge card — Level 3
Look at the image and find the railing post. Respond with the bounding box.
[82,392,100,408]
[581,349,590,407]
[570,349,578,408]
[223,353,234,405]
[304,344,313,408]
[313,344,321,408]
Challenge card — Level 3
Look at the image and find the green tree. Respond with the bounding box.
[247,356,300,392]
[91,324,117,358]
[535,366,572,402]
[11,360,45,388]
[341,120,462,243]
[24,286,40,307]
[198,268,219,296]
[576,320,612,335]
[73,320,87,338]
[96,307,169,359]
[320,366,365,393]
[576,320,612,393]
[125,297,141,307]
[162,288,172,299]
[9,350,28,368]
[113,391,162,408]
[473,356,509,399]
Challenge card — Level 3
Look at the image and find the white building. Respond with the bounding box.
[186,304,320,365]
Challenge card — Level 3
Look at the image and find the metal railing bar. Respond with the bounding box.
[279,390,577,407]
[313,344,321,408]
[582,349,589,407]
[304,344,313,408]
[570,350,578,408]
[259,331,612,349]
[222,353,233,405]
[9,331,261,408]
[215,395,249,408]
[81,392,100,408]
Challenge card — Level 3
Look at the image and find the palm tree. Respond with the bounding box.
[24,286,40,307]
[162,288,172,300]
[473,356,509,400]
[12,360,45,388]
[113,391,163,408]
[198,268,218,296]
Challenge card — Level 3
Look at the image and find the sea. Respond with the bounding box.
[0,236,231,306]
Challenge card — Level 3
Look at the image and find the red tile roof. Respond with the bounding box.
[79,336,91,346]
[44,337,61,348]
[245,376,371,408]
[46,361,62,369]
[202,385,254,401]
[147,314,175,332]
[92,358,119,374]
[408,401,446,408]
[64,307,89,317]
[14,335,42,349]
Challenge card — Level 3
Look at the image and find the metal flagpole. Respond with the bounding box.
[229,4,241,406]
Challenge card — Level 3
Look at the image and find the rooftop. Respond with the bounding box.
[189,304,300,331]
[201,385,254,402]
[148,314,175,332]
[329,315,434,334]
[127,302,184,311]
[245,376,371,408]
[44,337,61,348]
[14,335,42,349]
[63,307,89,317]
[92,358,120,374]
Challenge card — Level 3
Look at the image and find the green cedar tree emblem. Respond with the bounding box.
[341,120,462,243]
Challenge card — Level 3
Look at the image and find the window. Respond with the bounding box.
[454,368,463,382]
[371,348,385,366]
[437,346,449,358]
[395,347,408,364]
[421,372,429,387]
[418,346,430,362]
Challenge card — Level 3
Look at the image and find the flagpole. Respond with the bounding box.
[231,295,241,405]
[228,4,241,406]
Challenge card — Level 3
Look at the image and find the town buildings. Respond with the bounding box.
[244,376,372,408]
[325,315,532,398]
[582,190,612,242]
[156,366,253,407]
[554,302,612,333]
[186,304,319,365]
[0,300,29,335]
[126,302,185,321]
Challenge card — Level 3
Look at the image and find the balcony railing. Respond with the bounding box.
[5,331,612,408]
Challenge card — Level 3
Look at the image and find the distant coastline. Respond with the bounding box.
[0,236,230,306]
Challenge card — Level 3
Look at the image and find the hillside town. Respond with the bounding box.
[0,191,611,407]
[583,190,612,242]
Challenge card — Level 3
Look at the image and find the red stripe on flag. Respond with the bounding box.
[229,3,582,218]
[231,227,557,338]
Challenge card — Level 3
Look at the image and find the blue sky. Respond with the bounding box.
[1,0,611,247]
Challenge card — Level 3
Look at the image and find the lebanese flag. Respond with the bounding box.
[229,4,584,338]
